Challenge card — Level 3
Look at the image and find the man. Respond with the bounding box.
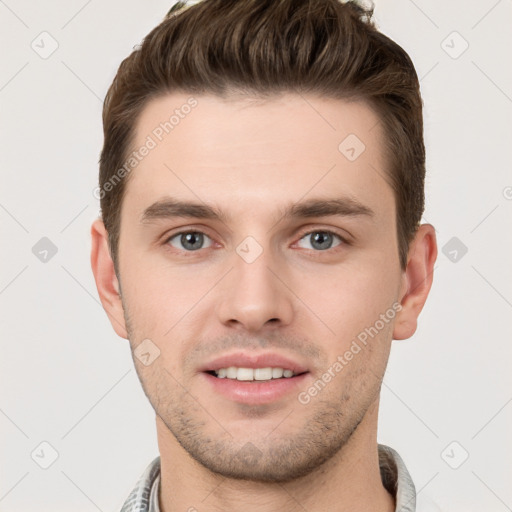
[90,0,438,510]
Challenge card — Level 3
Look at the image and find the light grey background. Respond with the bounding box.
[1,1,511,511]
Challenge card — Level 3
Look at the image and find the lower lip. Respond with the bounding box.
[201,372,310,405]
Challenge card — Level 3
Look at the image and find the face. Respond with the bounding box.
[108,92,408,482]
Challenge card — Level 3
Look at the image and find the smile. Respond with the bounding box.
[209,366,301,381]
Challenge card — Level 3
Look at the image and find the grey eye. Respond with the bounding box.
[167,231,213,251]
[297,231,342,251]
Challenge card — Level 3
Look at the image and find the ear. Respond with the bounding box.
[90,217,128,339]
[393,223,437,340]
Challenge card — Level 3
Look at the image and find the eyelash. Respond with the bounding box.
[161,228,351,255]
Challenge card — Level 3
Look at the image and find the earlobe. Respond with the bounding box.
[393,224,438,341]
[90,218,128,339]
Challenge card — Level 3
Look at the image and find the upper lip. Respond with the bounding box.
[199,352,309,374]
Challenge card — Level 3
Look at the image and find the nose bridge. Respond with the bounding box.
[216,235,293,331]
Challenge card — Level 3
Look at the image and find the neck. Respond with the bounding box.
[156,399,395,512]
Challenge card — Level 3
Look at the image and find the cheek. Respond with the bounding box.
[120,251,209,332]
[120,262,220,378]
[298,263,398,343]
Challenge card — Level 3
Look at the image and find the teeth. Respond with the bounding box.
[237,367,255,381]
[254,367,272,380]
[226,366,238,379]
[213,366,297,381]
[272,367,284,378]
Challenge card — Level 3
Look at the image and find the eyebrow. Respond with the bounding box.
[140,195,376,225]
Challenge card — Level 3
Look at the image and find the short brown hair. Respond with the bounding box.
[99,0,425,275]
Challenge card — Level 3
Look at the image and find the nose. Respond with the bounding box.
[215,244,294,333]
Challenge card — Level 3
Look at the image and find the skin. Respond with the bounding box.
[91,92,437,512]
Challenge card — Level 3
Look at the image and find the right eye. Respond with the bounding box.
[164,231,214,252]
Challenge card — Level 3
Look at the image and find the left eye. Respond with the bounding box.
[296,231,344,251]
[166,231,213,251]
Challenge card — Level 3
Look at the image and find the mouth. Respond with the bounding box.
[198,352,310,404]
[199,351,309,378]
[205,367,308,381]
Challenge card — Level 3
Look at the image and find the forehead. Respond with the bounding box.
[122,92,393,224]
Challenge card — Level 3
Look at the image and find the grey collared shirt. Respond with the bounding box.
[120,444,428,512]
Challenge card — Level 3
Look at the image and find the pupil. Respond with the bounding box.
[312,232,332,250]
[182,232,203,251]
